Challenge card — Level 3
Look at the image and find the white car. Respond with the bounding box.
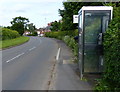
[40,34,44,37]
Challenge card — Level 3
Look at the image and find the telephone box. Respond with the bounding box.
[78,6,113,78]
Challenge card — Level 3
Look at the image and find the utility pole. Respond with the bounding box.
[45,18,47,27]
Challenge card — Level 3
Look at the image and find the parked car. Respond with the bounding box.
[40,34,44,37]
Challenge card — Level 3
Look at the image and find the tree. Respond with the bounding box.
[27,23,36,33]
[50,21,61,31]
[4,26,11,29]
[11,16,29,35]
[59,2,103,31]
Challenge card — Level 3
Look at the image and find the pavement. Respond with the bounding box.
[49,39,93,90]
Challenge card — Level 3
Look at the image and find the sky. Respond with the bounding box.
[0,0,65,28]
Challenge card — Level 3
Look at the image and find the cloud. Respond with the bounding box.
[0,3,30,14]
[13,4,31,13]
[16,10,26,13]
[40,11,52,16]
[0,0,64,28]
[0,0,64,3]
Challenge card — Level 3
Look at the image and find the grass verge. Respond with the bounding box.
[0,36,30,49]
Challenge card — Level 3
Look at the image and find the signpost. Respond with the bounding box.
[73,15,78,23]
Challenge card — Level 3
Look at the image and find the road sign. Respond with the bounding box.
[73,15,78,23]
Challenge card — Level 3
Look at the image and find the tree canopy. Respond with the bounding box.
[59,2,103,31]
[27,23,36,32]
[11,16,29,35]
[11,16,29,25]
[50,21,61,31]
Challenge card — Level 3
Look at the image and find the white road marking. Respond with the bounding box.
[29,47,36,51]
[6,53,24,63]
[39,39,42,44]
[56,48,60,61]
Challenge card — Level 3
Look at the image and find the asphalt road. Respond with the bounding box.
[2,37,58,90]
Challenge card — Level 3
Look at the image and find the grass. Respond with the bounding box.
[0,36,30,49]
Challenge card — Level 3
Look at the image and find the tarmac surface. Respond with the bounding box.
[2,37,93,91]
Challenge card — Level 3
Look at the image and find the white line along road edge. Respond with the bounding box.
[56,48,60,61]
[6,53,25,63]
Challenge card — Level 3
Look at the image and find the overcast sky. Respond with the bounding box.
[0,0,64,28]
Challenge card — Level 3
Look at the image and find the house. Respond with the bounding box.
[23,31,31,35]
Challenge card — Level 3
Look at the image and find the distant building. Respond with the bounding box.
[44,23,52,32]
[23,31,31,35]
[59,19,63,23]
[36,28,45,36]
[34,22,54,36]
[47,23,52,29]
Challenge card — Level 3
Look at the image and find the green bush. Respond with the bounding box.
[95,6,120,91]
[0,27,2,40]
[63,36,71,45]
[103,7,120,90]
[94,79,110,91]
[45,30,79,60]
[27,32,38,36]
[63,36,78,58]
[1,28,20,40]
[45,29,78,38]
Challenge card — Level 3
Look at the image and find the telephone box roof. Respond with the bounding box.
[78,6,113,13]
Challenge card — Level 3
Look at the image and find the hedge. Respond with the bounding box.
[27,32,38,36]
[63,36,78,58]
[95,6,120,91]
[45,30,78,60]
[45,30,78,39]
[1,28,20,40]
